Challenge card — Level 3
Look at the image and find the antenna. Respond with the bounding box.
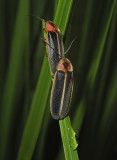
[64,37,77,55]
[41,38,62,59]
[29,14,44,22]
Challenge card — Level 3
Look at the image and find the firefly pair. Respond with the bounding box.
[33,17,73,120]
[41,20,73,120]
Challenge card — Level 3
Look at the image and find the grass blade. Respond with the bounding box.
[87,0,116,88]
[0,0,30,159]
[17,0,75,160]
[55,0,79,159]
[59,117,79,160]
[17,58,51,160]
[54,0,73,35]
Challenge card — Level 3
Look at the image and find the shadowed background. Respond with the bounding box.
[0,0,117,160]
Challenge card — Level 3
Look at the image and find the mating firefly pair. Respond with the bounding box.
[42,20,73,120]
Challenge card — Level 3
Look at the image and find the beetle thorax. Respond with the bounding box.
[45,22,58,32]
[57,58,73,72]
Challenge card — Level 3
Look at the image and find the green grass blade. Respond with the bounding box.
[34,100,51,160]
[90,0,117,131]
[0,0,30,159]
[17,58,51,160]
[17,0,74,159]
[54,0,73,34]
[55,0,79,159]
[75,2,117,160]
[87,0,116,88]
[59,117,79,160]
[99,67,117,134]
[57,99,85,160]
[78,0,94,67]
[0,0,5,101]
[73,99,85,134]
[92,66,117,160]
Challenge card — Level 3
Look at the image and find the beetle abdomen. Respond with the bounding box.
[47,31,64,75]
[50,70,73,119]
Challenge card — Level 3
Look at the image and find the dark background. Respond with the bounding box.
[0,0,117,160]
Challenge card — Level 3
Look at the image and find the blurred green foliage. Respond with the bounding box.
[0,0,117,160]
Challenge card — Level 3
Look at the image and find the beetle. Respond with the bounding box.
[42,20,64,76]
[30,15,64,76]
[30,15,74,120]
[50,58,73,119]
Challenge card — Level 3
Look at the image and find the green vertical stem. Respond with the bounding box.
[92,0,117,129]
[0,0,30,159]
[0,0,5,102]
[17,58,51,160]
[59,117,79,160]
[87,0,116,88]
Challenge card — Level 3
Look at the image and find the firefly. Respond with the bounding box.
[42,20,64,76]
[30,14,64,76]
[30,15,74,120]
[50,58,73,119]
